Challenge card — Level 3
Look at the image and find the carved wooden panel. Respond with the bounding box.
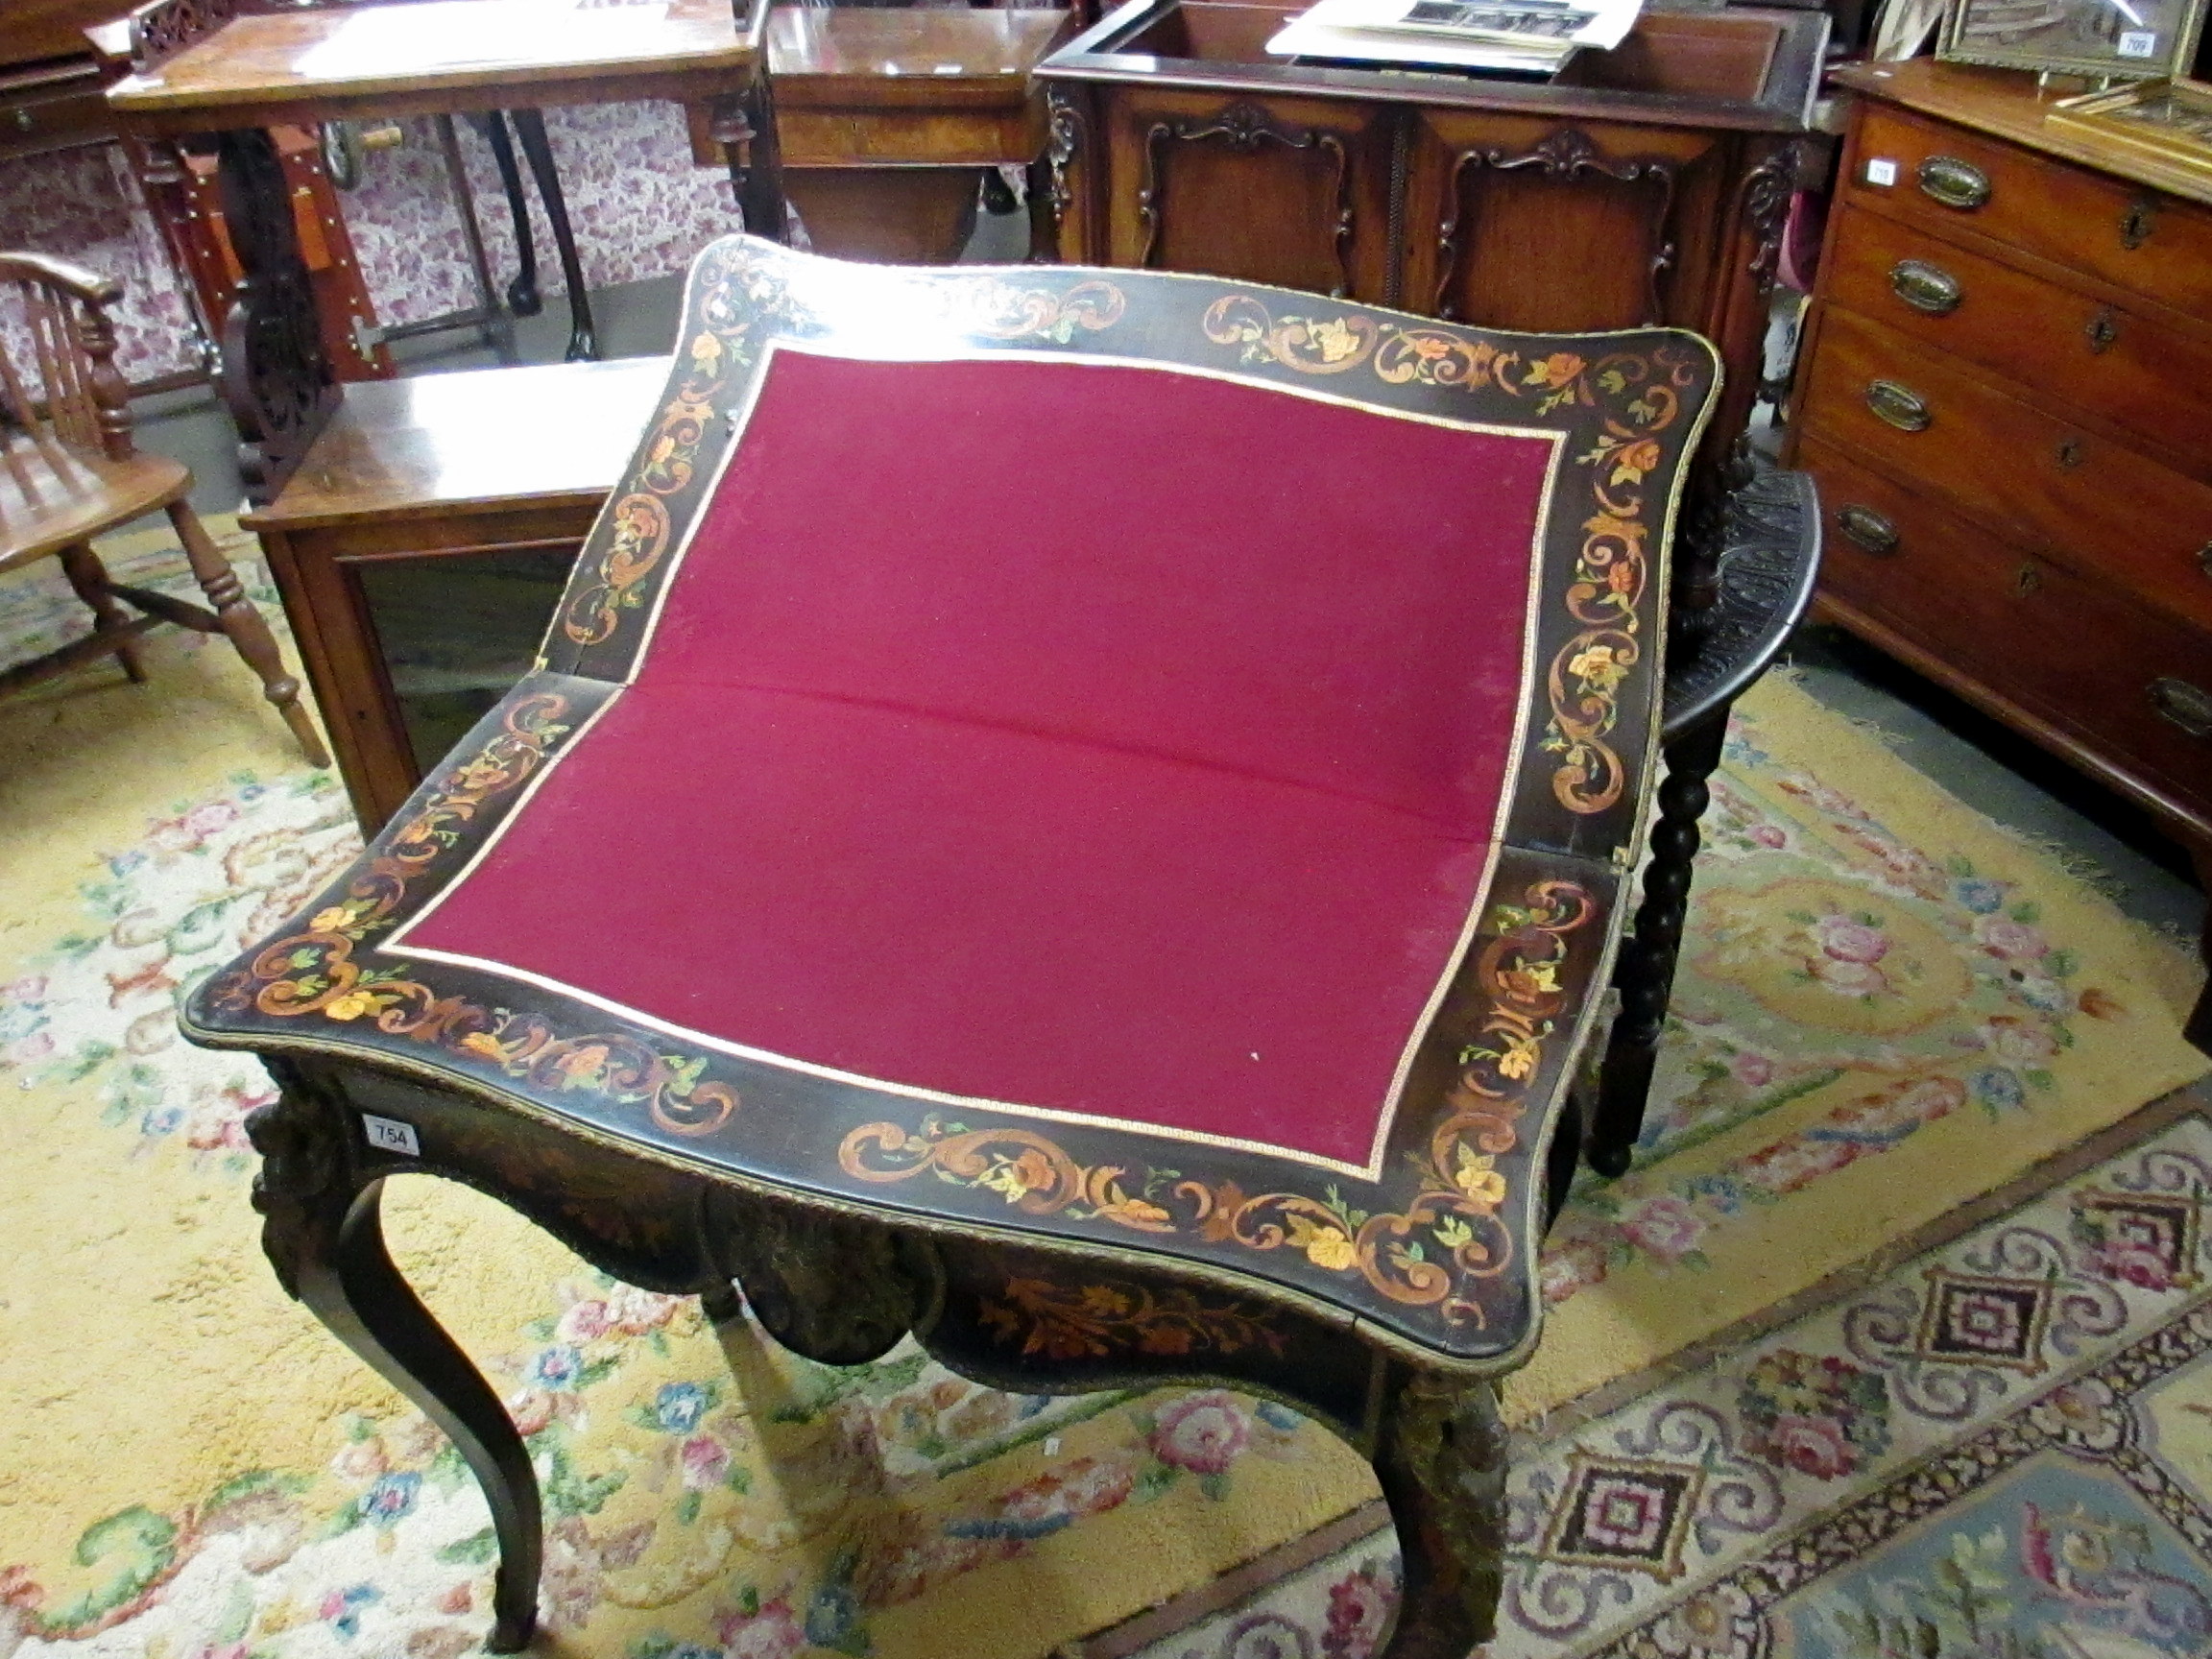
[1102,90,1394,301]
[1404,114,1724,335]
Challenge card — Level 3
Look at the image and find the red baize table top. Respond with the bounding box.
[397,348,1557,1172]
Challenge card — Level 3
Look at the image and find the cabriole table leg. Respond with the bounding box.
[244,1075,544,1651]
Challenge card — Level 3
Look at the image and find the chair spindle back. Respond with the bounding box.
[0,255,135,498]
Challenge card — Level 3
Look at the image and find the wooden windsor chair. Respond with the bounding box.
[0,252,327,765]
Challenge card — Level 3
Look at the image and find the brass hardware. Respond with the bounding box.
[1838,504,1900,555]
[2149,676,2212,738]
[2083,308,2119,353]
[1916,156,1990,209]
[2013,564,2042,597]
[1889,259,1961,315]
[2119,195,2159,250]
[2056,439,2084,469]
[10,109,29,132]
[1865,378,1932,432]
[2197,541,2212,579]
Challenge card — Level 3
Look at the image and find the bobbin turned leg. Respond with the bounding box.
[167,499,328,766]
[1587,705,1730,1177]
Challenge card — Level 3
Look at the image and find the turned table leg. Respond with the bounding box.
[1373,1364,1509,1659]
[246,1080,542,1651]
[508,109,597,363]
[1586,703,1732,1177]
[474,112,543,319]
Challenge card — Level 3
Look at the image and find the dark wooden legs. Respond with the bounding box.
[1373,1367,1509,1659]
[244,1092,1514,1654]
[474,113,542,319]
[707,71,790,246]
[1586,705,1731,1177]
[507,109,598,363]
[168,500,329,767]
[58,541,149,683]
[246,1084,541,1651]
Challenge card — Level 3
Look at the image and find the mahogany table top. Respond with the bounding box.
[106,0,769,132]
[240,356,668,533]
[768,6,1071,109]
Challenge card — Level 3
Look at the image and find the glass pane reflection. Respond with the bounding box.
[353,547,577,776]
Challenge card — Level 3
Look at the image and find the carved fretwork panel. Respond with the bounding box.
[1406,116,1725,336]
[214,126,340,504]
[1105,92,1394,301]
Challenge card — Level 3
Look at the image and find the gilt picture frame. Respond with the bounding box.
[1939,0,2208,81]
[2048,75,2212,177]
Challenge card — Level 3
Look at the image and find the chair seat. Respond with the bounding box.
[0,450,187,570]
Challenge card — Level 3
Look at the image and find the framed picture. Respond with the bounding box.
[2048,76,2212,178]
[1939,0,2208,80]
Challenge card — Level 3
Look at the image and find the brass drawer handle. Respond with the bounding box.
[1838,503,1900,554]
[1917,156,1990,210]
[2120,195,2159,250]
[2084,308,2119,353]
[2149,676,2212,738]
[2198,541,2212,579]
[1889,259,1961,315]
[1865,379,1932,432]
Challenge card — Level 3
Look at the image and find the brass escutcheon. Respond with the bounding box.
[2120,195,2159,250]
[2150,676,2212,738]
[2083,308,2119,353]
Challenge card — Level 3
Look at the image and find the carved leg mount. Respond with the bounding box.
[1373,1364,1509,1659]
[246,1075,541,1650]
[1587,704,1731,1177]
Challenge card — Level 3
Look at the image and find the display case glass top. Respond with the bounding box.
[1041,0,1826,132]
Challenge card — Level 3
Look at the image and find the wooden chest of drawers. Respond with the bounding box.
[1788,59,2212,1029]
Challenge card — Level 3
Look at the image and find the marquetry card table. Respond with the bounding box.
[185,237,1724,1656]
[105,0,789,503]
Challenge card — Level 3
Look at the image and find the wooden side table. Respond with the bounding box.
[241,355,667,830]
[764,6,1071,263]
[106,0,786,502]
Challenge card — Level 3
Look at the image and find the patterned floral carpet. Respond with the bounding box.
[0,526,2203,1659]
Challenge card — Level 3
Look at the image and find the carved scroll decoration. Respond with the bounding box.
[127,0,240,69]
[1740,140,1802,296]
[1139,103,1355,299]
[1432,128,1677,325]
[1044,86,1086,238]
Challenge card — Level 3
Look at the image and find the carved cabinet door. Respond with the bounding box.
[1400,113,1733,334]
[1097,89,1397,301]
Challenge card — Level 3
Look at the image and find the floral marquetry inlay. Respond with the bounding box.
[1201,294,1704,815]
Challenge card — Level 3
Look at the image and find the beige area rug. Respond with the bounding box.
[0,521,2201,1659]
